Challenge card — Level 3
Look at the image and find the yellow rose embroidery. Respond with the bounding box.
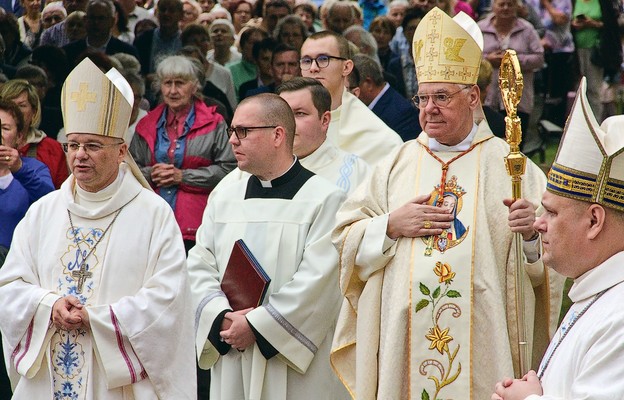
[434,261,456,284]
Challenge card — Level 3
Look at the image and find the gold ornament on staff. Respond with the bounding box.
[499,49,530,377]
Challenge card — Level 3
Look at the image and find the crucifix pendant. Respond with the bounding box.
[72,265,92,294]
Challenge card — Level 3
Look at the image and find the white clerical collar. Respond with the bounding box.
[428,123,478,152]
[258,156,298,187]
[75,169,124,205]
[0,173,14,190]
[368,83,390,110]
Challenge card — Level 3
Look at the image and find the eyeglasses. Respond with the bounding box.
[411,87,469,109]
[62,141,123,153]
[227,125,277,140]
[299,54,346,70]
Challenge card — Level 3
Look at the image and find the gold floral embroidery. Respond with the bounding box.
[416,262,462,400]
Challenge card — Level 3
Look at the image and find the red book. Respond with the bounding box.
[221,239,271,311]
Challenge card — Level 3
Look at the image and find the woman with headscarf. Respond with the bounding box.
[130,55,236,251]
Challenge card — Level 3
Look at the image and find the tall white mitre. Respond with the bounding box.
[61,58,151,189]
[547,77,624,211]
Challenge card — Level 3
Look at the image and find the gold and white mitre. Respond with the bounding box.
[61,57,133,139]
[61,58,151,189]
[412,7,483,84]
[547,77,624,211]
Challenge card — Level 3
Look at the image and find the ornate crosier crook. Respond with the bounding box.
[499,49,530,377]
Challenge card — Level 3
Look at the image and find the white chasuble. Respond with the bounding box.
[406,145,480,399]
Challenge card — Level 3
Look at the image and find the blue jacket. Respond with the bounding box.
[371,85,421,141]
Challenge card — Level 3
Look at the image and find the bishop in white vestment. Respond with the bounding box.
[0,59,195,399]
[493,79,624,400]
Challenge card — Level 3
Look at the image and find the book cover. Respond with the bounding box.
[221,239,271,311]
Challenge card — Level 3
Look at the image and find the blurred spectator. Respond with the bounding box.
[65,10,87,42]
[260,0,290,34]
[112,0,134,43]
[0,80,68,188]
[326,1,355,34]
[181,23,238,108]
[117,0,151,33]
[370,16,398,71]
[352,53,421,141]
[178,45,234,119]
[571,0,622,121]
[386,6,423,98]
[14,64,47,103]
[17,0,43,48]
[0,0,23,16]
[134,0,184,76]
[181,0,202,29]
[122,72,147,143]
[228,26,267,95]
[0,98,54,252]
[41,1,67,30]
[360,0,387,30]
[388,0,408,56]
[198,0,216,13]
[294,2,318,33]
[0,13,32,70]
[62,0,139,68]
[131,54,236,250]
[274,14,307,50]
[525,0,574,127]
[238,36,275,98]
[133,17,156,37]
[479,0,544,137]
[207,19,240,65]
[344,24,380,64]
[110,51,141,74]
[229,0,253,34]
[39,0,88,47]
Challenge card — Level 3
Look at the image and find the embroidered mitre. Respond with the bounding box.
[412,7,483,85]
[547,77,624,211]
[61,58,133,139]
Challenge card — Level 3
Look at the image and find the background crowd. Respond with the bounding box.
[0,0,623,397]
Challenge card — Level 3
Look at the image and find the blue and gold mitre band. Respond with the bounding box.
[547,163,624,211]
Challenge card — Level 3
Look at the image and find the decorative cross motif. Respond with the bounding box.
[458,67,471,81]
[70,82,97,112]
[426,47,439,63]
[427,30,440,44]
[442,67,455,80]
[72,266,92,294]
[422,66,436,80]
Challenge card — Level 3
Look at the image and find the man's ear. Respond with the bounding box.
[342,59,354,77]
[468,85,481,110]
[320,110,331,131]
[273,125,286,148]
[587,203,607,240]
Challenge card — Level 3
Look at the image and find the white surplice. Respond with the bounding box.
[299,139,371,195]
[528,252,624,400]
[188,163,350,400]
[327,90,404,166]
[0,164,196,399]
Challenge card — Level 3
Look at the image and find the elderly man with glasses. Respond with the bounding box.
[300,30,403,166]
[187,92,350,400]
[330,8,565,400]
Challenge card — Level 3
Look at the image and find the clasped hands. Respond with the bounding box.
[387,194,538,241]
[220,307,255,352]
[51,296,89,331]
[492,370,543,400]
[151,163,182,187]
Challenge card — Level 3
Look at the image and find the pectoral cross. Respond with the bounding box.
[72,265,92,294]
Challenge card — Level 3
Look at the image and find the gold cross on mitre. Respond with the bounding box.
[70,82,97,112]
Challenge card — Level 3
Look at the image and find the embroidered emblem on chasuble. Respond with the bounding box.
[410,149,480,399]
[51,223,110,399]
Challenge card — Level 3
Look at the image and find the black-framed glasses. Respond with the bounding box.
[411,86,470,109]
[227,125,277,140]
[299,54,347,70]
[62,141,123,153]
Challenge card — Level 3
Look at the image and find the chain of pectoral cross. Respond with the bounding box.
[67,207,124,294]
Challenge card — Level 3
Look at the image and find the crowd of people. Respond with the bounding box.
[1,0,624,399]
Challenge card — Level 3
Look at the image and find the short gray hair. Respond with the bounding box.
[155,55,201,91]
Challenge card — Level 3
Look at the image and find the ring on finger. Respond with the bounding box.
[423,220,432,229]
[4,156,9,161]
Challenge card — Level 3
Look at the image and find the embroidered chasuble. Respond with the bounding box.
[330,123,566,399]
[0,165,196,399]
